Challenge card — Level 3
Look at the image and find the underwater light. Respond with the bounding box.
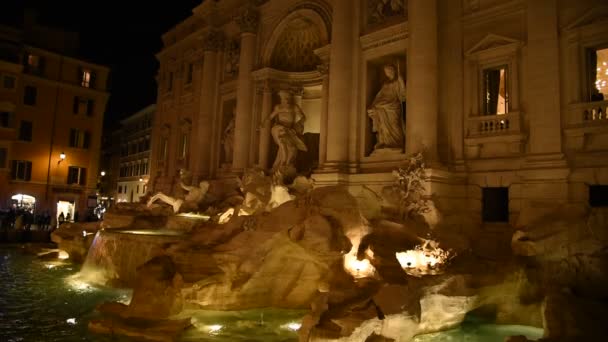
[281,322,302,331]
[206,324,223,334]
[58,251,69,260]
[66,318,76,325]
[395,239,453,277]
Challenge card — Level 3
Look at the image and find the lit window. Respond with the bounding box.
[81,69,92,88]
[26,54,44,74]
[179,133,188,159]
[67,166,87,185]
[591,48,608,101]
[483,65,508,115]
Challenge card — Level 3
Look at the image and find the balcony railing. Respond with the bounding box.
[567,100,608,126]
[467,111,522,137]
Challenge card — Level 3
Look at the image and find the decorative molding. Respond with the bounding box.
[466,34,522,57]
[235,6,260,34]
[201,29,225,51]
[251,67,323,86]
[367,0,407,27]
[360,22,407,51]
[562,5,608,31]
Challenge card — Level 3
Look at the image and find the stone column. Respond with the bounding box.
[324,0,355,171]
[232,6,259,171]
[194,29,223,181]
[318,63,329,167]
[526,0,562,156]
[258,81,272,169]
[406,0,439,161]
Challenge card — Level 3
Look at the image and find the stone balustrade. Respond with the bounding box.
[582,100,608,122]
[466,111,522,137]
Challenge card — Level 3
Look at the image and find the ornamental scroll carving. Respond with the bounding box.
[202,29,225,52]
[235,6,260,34]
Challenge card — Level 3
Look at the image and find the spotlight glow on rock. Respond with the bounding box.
[396,240,453,277]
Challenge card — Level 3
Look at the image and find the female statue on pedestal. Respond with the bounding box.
[222,109,236,163]
[367,63,406,153]
[260,90,308,171]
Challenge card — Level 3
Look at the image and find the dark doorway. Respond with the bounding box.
[482,187,509,222]
[589,185,608,207]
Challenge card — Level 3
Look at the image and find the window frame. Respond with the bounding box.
[18,120,33,141]
[67,166,87,185]
[23,85,37,106]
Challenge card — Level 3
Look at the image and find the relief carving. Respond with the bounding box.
[368,0,406,26]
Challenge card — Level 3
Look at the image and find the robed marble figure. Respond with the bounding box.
[261,90,307,171]
[367,63,406,153]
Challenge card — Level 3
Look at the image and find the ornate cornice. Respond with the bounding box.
[235,6,260,34]
[201,29,225,52]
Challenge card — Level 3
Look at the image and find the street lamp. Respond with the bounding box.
[100,171,106,176]
[58,152,66,164]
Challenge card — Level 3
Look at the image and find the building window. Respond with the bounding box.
[160,137,168,161]
[80,68,93,88]
[0,148,7,168]
[186,63,193,84]
[482,187,509,223]
[167,72,173,91]
[0,112,12,128]
[589,185,608,207]
[25,54,44,75]
[483,65,508,115]
[118,185,122,193]
[67,166,87,185]
[69,129,91,148]
[11,160,32,181]
[23,86,37,105]
[590,48,608,101]
[136,185,140,193]
[3,75,16,89]
[19,121,32,141]
[144,137,150,151]
[179,133,188,159]
[73,97,94,116]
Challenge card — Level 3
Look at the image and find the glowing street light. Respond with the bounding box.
[58,152,66,164]
[100,171,106,176]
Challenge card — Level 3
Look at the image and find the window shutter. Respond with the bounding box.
[25,161,32,181]
[79,168,87,185]
[90,71,97,89]
[73,96,79,114]
[77,66,83,84]
[87,100,94,116]
[83,131,91,149]
[69,129,76,147]
[38,57,46,75]
[11,160,17,179]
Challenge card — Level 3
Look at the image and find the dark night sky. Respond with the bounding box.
[1,0,202,129]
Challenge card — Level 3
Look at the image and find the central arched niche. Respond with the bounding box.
[263,6,330,72]
[269,17,323,72]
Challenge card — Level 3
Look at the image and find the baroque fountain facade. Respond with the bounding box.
[51,0,608,341]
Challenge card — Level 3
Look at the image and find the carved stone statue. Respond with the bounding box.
[367,63,406,153]
[260,90,307,171]
[222,109,236,163]
[147,170,210,213]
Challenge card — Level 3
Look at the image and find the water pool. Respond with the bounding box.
[413,321,544,342]
[0,245,131,341]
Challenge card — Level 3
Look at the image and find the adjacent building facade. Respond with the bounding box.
[0,17,110,221]
[150,0,608,225]
[115,105,154,203]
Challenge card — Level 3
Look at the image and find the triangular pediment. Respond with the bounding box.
[563,5,608,31]
[466,34,521,56]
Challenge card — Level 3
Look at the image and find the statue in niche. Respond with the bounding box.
[224,40,240,78]
[147,169,209,213]
[222,108,236,163]
[260,90,307,172]
[367,63,406,153]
